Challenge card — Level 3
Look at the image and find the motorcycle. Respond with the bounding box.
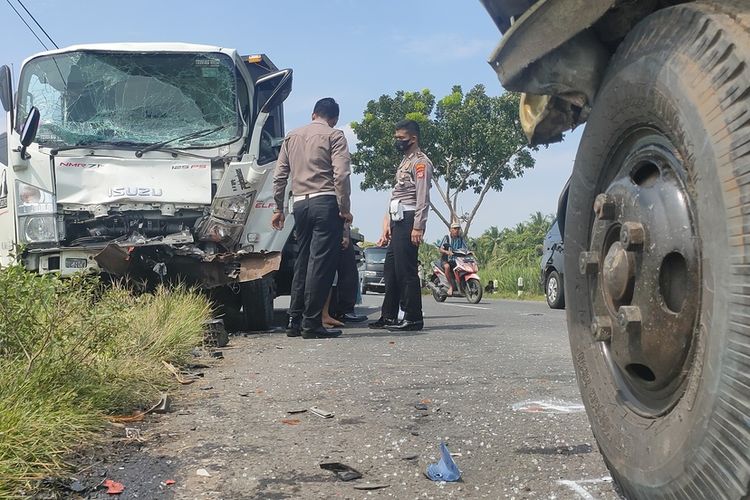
[425,251,483,304]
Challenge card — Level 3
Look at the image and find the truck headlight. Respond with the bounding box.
[212,195,252,222]
[16,181,58,243]
[16,181,55,215]
[23,216,57,243]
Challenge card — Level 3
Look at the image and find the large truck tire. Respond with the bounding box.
[565,3,750,498]
[208,285,245,333]
[241,275,275,332]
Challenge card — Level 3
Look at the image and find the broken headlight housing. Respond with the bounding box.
[16,181,60,244]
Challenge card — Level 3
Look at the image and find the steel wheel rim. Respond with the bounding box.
[581,127,702,417]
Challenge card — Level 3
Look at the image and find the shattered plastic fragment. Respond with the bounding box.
[320,462,363,481]
[426,442,461,482]
[103,479,125,495]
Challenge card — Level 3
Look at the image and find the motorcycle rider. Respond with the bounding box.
[439,221,468,296]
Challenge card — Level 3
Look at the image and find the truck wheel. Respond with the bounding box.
[208,285,245,333]
[565,3,750,498]
[241,275,275,332]
[545,270,564,309]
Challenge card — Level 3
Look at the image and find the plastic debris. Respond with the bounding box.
[281,418,301,425]
[310,406,334,418]
[426,442,461,482]
[320,462,363,481]
[196,468,212,477]
[287,409,307,414]
[414,403,429,411]
[164,479,176,486]
[103,479,125,495]
[512,400,585,414]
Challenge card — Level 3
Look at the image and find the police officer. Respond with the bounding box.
[369,119,432,332]
[271,98,352,339]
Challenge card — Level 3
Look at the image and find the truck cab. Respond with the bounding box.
[0,43,295,330]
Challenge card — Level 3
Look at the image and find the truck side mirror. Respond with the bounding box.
[256,69,293,114]
[0,65,13,121]
[19,107,40,159]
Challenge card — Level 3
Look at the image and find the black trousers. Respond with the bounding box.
[331,241,358,316]
[381,211,423,322]
[289,196,343,330]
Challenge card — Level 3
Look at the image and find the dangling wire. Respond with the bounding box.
[4,0,48,51]
[15,0,59,49]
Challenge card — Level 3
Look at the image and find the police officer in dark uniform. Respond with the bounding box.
[369,119,432,331]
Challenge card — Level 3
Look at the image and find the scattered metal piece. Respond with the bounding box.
[287,409,308,415]
[211,351,224,359]
[320,462,363,481]
[401,454,419,461]
[310,406,334,418]
[414,403,429,411]
[199,386,214,391]
[149,393,171,414]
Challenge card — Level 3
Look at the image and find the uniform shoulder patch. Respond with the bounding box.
[415,163,426,179]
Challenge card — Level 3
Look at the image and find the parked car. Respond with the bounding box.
[361,246,387,294]
[540,219,564,309]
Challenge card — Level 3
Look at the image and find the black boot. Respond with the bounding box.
[286,317,302,337]
[386,320,424,332]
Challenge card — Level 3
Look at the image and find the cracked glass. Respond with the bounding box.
[17,50,240,148]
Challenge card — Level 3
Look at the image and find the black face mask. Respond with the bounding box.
[394,139,411,153]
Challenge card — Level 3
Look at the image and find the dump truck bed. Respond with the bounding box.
[480,0,536,33]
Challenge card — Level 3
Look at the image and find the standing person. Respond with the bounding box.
[439,222,468,296]
[369,119,432,332]
[271,98,352,339]
[330,225,368,323]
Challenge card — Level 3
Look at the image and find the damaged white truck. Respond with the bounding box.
[0,44,296,331]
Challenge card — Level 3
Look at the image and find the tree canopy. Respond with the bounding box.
[351,85,537,236]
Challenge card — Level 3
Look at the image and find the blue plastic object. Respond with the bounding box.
[426,442,461,482]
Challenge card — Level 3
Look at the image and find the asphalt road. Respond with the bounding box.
[86,294,623,500]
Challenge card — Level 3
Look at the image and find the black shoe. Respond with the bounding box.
[302,327,342,339]
[368,317,397,329]
[286,318,302,337]
[341,312,368,323]
[386,320,424,332]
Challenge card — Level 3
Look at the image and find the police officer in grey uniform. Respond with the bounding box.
[369,119,432,331]
[272,98,352,339]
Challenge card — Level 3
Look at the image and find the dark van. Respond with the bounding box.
[361,246,387,294]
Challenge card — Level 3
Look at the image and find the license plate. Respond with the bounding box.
[65,258,88,269]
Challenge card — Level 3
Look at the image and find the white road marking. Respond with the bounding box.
[557,477,614,500]
[442,303,491,311]
[512,400,586,414]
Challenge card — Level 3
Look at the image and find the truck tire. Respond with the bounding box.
[208,285,245,333]
[565,3,750,498]
[545,270,564,310]
[241,275,275,332]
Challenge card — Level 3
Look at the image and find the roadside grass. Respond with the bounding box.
[0,265,211,497]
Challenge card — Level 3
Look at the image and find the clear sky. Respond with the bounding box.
[0,0,579,242]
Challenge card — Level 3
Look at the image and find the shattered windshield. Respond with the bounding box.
[17,51,241,148]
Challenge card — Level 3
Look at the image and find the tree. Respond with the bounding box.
[471,212,553,268]
[351,85,537,236]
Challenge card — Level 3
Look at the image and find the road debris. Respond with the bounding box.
[353,483,390,490]
[164,479,176,486]
[124,427,143,442]
[512,400,586,414]
[401,454,419,461]
[287,409,307,414]
[163,361,198,385]
[310,406,334,418]
[414,403,429,411]
[281,418,301,425]
[196,468,212,477]
[102,479,125,495]
[320,462,363,481]
[426,442,461,482]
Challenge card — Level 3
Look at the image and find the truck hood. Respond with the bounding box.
[55,157,212,207]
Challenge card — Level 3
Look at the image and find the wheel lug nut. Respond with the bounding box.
[617,306,642,334]
[620,222,645,249]
[594,194,616,220]
[591,316,612,342]
[579,251,599,275]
